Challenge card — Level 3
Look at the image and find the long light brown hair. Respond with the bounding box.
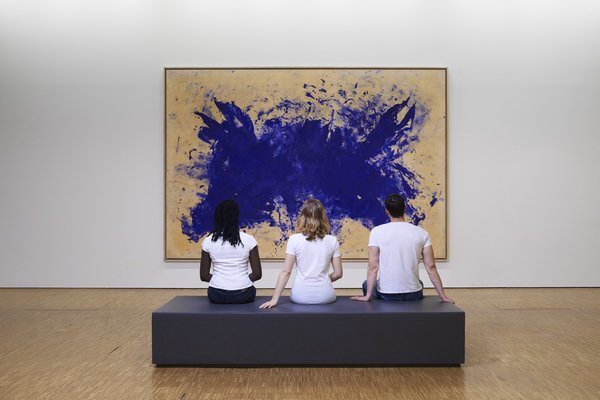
[295,199,331,241]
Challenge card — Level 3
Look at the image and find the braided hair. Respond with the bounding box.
[210,199,243,247]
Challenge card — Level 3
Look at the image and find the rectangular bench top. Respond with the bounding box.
[153,295,464,315]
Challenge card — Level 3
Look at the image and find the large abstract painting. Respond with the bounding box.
[165,68,446,260]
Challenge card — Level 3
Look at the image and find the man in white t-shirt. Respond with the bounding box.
[351,194,454,303]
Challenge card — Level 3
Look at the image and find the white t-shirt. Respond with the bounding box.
[201,231,257,290]
[285,233,341,304]
[368,222,432,293]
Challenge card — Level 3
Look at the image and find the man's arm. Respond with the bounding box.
[351,246,379,301]
[199,250,212,282]
[422,246,454,303]
[248,246,262,282]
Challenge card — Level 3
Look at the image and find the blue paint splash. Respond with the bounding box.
[180,83,431,243]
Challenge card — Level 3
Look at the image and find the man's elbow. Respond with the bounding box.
[424,263,437,273]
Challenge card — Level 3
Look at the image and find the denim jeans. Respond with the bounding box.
[362,280,424,301]
[207,286,256,304]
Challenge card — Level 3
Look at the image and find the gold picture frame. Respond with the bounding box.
[164,67,447,261]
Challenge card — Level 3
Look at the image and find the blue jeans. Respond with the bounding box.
[207,286,256,304]
[362,280,424,301]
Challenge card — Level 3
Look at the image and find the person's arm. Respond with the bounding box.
[199,250,212,282]
[259,254,295,309]
[248,246,262,282]
[329,256,343,282]
[351,246,379,301]
[423,246,454,303]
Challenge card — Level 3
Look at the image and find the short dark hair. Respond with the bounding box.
[385,194,405,218]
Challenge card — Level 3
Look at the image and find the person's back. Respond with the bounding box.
[203,230,257,290]
[369,221,430,294]
[352,194,454,303]
[260,199,343,309]
[287,233,339,304]
[199,199,262,304]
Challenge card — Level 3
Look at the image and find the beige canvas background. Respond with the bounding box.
[165,68,446,260]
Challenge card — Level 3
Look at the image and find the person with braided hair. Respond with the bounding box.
[200,199,262,304]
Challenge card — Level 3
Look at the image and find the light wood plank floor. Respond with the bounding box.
[0,288,599,399]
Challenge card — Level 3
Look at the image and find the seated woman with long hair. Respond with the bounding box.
[200,199,262,304]
[260,199,343,308]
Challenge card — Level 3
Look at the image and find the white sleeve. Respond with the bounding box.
[201,236,211,253]
[285,236,296,256]
[332,237,341,258]
[423,230,432,248]
[246,234,257,250]
[368,228,379,247]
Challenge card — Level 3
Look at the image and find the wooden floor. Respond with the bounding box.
[0,288,599,400]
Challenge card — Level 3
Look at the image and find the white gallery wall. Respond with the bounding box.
[1,0,599,288]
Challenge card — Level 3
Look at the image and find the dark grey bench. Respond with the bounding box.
[152,296,464,366]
